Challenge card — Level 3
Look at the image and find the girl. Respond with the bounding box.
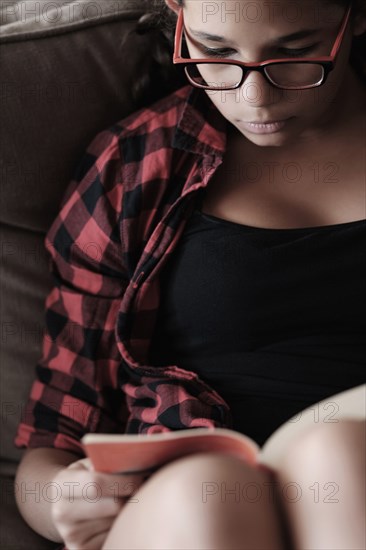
[14,1,365,549]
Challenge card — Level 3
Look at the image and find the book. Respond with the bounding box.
[81,384,365,475]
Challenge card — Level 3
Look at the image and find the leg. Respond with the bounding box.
[275,419,366,550]
[102,451,288,550]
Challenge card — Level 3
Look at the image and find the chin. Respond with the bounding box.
[242,131,291,148]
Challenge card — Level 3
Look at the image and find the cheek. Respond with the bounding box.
[313,30,353,103]
[205,87,319,119]
[309,59,349,113]
[204,89,239,119]
[311,83,338,112]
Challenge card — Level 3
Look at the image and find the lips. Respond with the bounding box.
[246,118,289,124]
[239,117,293,135]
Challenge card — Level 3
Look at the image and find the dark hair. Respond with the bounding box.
[125,0,365,109]
[118,1,186,110]
[329,0,366,79]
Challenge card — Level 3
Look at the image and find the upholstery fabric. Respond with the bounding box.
[0,473,60,549]
[0,0,183,546]
[1,0,182,463]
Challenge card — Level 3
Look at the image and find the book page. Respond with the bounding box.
[258,384,366,471]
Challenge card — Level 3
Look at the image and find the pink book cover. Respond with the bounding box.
[81,428,260,475]
[81,385,365,475]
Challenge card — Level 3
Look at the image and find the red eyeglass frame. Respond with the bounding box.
[172,4,352,90]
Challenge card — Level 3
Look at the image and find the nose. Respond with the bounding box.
[241,69,280,107]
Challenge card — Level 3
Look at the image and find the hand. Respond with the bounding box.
[51,457,146,550]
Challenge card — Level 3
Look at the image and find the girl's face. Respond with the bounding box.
[166,0,365,148]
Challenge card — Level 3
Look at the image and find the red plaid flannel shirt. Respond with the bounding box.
[14,84,235,458]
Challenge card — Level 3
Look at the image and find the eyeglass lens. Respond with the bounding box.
[185,63,325,90]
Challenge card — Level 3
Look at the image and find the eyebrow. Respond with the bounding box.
[186,27,320,46]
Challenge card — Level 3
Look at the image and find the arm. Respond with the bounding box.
[14,127,129,455]
[15,447,81,542]
[13,129,129,535]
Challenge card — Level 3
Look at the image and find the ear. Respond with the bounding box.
[164,0,181,16]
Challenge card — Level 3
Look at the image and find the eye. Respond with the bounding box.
[200,46,237,58]
[197,43,318,59]
[278,44,318,58]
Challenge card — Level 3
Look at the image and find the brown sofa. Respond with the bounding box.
[0,1,185,547]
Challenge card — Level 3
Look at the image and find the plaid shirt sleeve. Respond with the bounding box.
[14,127,130,456]
[14,84,233,457]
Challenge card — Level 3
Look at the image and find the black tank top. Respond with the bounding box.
[149,193,366,446]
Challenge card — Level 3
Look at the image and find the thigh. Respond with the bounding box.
[102,452,289,550]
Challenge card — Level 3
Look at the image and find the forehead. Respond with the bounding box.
[183,0,343,38]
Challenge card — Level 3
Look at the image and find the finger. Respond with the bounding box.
[56,497,123,522]
[55,469,145,502]
[82,531,111,550]
[62,516,117,550]
[81,471,146,498]
[74,514,119,528]
[82,474,145,499]
[79,519,117,550]
[79,530,112,550]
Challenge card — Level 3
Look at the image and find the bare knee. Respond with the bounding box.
[276,418,365,521]
[154,451,273,505]
[148,452,285,549]
[104,452,285,549]
[142,452,267,523]
[282,418,365,469]
[274,420,365,550]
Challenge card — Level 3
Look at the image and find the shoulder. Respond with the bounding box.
[87,84,192,160]
[57,84,192,212]
[116,84,193,136]
[73,84,193,192]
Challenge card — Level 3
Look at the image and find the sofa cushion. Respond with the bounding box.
[0,0,184,464]
[0,0,175,232]
[0,473,61,549]
[1,224,54,463]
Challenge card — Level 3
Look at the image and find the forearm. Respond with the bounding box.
[14,447,81,542]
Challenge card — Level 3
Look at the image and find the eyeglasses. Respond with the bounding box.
[172,4,352,91]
